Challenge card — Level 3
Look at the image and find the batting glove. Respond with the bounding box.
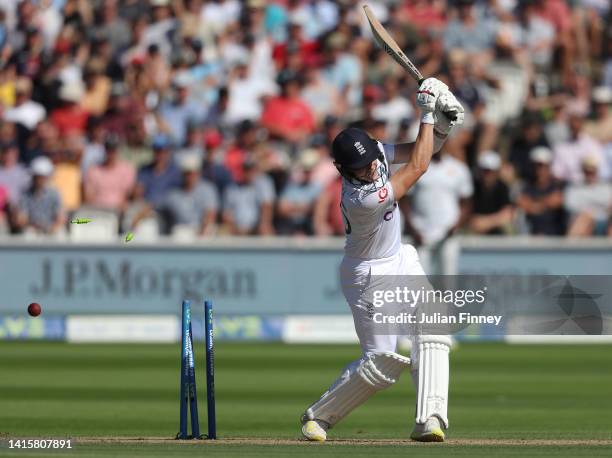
[416,78,448,124]
[435,90,465,134]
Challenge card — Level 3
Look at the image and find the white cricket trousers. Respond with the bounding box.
[340,244,426,353]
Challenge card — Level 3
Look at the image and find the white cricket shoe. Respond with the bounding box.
[301,419,329,442]
[410,416,446,442]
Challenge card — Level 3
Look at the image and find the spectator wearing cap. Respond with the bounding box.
[222,159,276,236]
[159,74,206,146]
[565,155,612,237]
[0,141,30,204]
[12,156,64,234]
[277,151,324,235]
[469,151,514,235]
[50,82,89,136]
[552,109,609,184]
[261,70,315,146]
[517,147,566,235]
[584,87,612,146]
[134,135,181,209]
[3,77,46,131]
[159,154,219,236]
[83,135,136,212]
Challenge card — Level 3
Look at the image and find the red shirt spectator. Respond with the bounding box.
[261,71,315,144]
[403,0,447,31]
[50,83,89,136]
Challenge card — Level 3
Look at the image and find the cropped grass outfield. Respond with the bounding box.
[1,342,611,457]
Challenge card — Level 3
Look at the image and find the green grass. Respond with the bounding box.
[1,342,611,457]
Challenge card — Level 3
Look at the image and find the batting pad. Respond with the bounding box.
[414,335,451,428]
[304,352,411,427]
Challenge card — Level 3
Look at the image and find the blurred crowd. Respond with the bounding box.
[0,0,611,242]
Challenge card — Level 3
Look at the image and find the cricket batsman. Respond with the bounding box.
[301,78,464,442]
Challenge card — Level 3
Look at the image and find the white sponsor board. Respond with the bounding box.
[283,315,359,344]
[67,315,179,343]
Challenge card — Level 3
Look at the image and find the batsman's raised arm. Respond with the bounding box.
[389,78,444,197]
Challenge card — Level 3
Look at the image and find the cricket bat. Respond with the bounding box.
[363,5,424,85]
[363,5,457,120]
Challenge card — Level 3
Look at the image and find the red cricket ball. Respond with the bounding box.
[28,302,42,317]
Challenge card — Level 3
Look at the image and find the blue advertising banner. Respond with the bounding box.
[1,238,611,318]
[0,240,346,316]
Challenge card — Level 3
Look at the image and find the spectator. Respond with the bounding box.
[261,69,315,146]
[584,86,612,147]
[313,174,343,236]
[402,150,473,247]
[552,110,609,184]
[12,156,64,235]
[277,150,322,235]
[134,135,182,209]
[50,82,89,136]
[517,147,566,235]
[225,120,259,183]
[517,0,556,71]
[3,77,45,131]
[80,58,112,117]
[307,135,337,189]
[159,75,207,145]
[222,160,275,235]
[301,65,344,123]
[0,141,29,203]
[83,135,136,212]
[565,155,612,237]
[93,0,132,54]
[443,0,496,59]
[225,58,277,124]
[160,154,219,236]
[469,151,514,235]
[201,130,233,196]
[509,112,550,182]
[372,76,414,141]
[50,134,83,213]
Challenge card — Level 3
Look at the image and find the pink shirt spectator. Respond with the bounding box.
[552,135,609,184]
[84,161,136,211]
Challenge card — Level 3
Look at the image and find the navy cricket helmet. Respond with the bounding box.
[331,128,382,171]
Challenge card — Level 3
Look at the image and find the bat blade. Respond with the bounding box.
[363,5,424,85]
